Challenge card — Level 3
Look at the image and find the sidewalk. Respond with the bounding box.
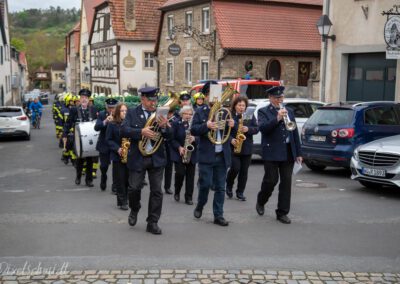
[1,269,400,284]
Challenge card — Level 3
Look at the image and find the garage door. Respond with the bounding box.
[347,53,396,101]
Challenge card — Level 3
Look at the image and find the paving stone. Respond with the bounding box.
[306,272,317,276]
[175,274,185,279]
[175,270,187,274]
[131,275,145,279]
[170,279,183,284]
[186,274,198,279]
[144,280,155,284]
[76,281,89,284]
[251,275,264,280]
[278,271,291,276]
[264,275,277,280]
[198,274,208,279]
[51,281,66,284]
[160,274,173,279]
[137,270,148,274]
[253,270,266,275]
[277,275,289,280]
[210,274,223,279]
[200,280,212,284]
[129,280,143,284]
[293,271,306,276]
[342,272,356,278]
[122,270,135,274]
[104,280,117,283]
[110,271,121,275]
[317,271,330,277]
[93,281,108,284]
[189,281,201,284]
[242,270,253,274]
[299,281,311,284]
[202,270,214,274]
[149,270,159,274]
[3,281,19,284]
[116,280,131,284]
[293,276,307,280]
[287,280,299,284]
[116,275,130,279]
[267,271,278,275]
[189,270,201,274]
[156,280,168,284]
[147,274,160,278]
[228,270,241,274]
[2,276,17,280]
[85,271,97,275]
[224,274,236,279]
[98,270,110,274]
[215,270,227,274]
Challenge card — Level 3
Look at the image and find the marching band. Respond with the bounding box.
[52,83,302,234]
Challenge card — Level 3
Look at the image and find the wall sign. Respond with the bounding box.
[383,5,400,59]
[123,50,136,68]
[168,43,181,56]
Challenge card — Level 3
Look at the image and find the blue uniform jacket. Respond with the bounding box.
[190,105,232,169]
[106,122,122,162]
[120,105,173,171]
[258,104,302,161]
[94,110,111,154]
[230,113,259,156]
[170,118,198,164]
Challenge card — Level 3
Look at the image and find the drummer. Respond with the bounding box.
[63,89,98,187]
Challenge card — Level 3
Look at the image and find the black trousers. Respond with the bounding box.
[113,161,129,206]
[99,152,110,177]
[128,157,164,223]
[76,157,94,182]
[164,150,173,190]
[174,161,196,201]
[226,154,252,195]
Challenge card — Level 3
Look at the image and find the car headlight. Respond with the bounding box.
[353,148,359,161]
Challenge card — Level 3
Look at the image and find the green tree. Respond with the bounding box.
[11,38,27,51]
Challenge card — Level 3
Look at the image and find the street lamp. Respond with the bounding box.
[316,14,336,42]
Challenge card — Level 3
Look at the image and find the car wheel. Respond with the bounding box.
[304,161,326,172]
[359,180,382,189]
[25,134,31,141]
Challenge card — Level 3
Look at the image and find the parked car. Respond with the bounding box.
[0,106,31,140]
[253,99,325,156]
[350,135,400,188]
[39,92,49,105]
[301,101,400,171]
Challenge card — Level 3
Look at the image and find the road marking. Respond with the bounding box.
[0,168,41,179]
[339,188,346,191]
[58,177,67,180]
[56,188,91,192]
[3,190,26,193]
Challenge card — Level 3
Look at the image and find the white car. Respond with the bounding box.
[252,98,325,157]
[351,134,400,188]
[0,106,31,140]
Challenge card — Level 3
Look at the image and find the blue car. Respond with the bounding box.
[301,101,400,171]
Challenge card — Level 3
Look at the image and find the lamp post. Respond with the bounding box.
[316,14,336,102]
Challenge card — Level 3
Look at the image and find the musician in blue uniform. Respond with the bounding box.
[191,81,234,227]
[63,89,98,187]
[256,86,302,224]
[170,105,197,205]
[226,97,258,201]
[106,102,129,210]
[121,87,172,235]
[95,97,118,191]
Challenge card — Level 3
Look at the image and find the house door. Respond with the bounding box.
[347,53,396,101]
[298,62,311,86]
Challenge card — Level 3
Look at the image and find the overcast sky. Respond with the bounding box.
[9,0,81,12]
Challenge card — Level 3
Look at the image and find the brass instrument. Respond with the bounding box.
[207,85,236,144]
[233,114,247,154]
[138,92,180,156]
[279,103,297,131]
[182,118,194,164]
[120,138,131,164]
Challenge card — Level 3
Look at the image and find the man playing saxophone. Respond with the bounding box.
[226,97,259,201]
[121,87,172,235]
[191,81,235,227]
[169,105,197,205]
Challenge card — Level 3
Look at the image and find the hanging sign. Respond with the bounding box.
[168,43,181,56]
[383,5,400,59]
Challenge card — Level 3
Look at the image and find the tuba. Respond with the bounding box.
[279,103,297,131]
[120,138,131,164]
[138,92,180,156]
[207,84,236,144]
[233,114,247,154]
[182,117,194,164]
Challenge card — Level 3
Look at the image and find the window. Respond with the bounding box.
[202,7,210,33]
[307,109,354,126]
[185,60,192,84]
[0,46,3,65]
[364,106,400,125]
[266,59,281,80]
[103,14,110,41]
[388,67,396,81]
[201,59,209,80]
[144,52,155,69]
[366,70,384,81]
[109,48,113,69]
[167,15,174,38]
[185,11,193,33]
[103,49,107,70]
[349,67,362,80]
[167,60,174,84]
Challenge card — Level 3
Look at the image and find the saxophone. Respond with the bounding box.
[182,119,194,164]
[120,138,131,164]
[207,84,236,144]
[233,114,247,154]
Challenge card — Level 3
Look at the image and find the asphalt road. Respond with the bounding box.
[0,98,399,273]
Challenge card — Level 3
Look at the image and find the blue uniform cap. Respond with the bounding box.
[105,98,119,107]
[179,93,191,101]
[79,88,92,98]
[139,87,159,101]
[266,86,285,97]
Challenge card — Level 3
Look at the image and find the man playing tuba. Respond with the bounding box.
[121,87,172,235]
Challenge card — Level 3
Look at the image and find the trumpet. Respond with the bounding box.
[279,103,296,131]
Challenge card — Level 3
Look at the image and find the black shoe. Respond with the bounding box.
[277,215,291,224]
[63,157,69,165]
[236,193,247,201]
[119,204,129,211]
[226,188,233,198]
[146,222,162,235]
[100,176,107,191]
[185,199,193,205]
[128,210,138,226]
[214,217,229,226]
[86,181,94,187]
[75,176,81,185]
[256,203,264,216]
[174,194,180,202]
[165,188,173,194]
[194,206,203,219]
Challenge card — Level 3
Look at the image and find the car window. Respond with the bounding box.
[364,106,400,125]
[0,108,22,117]
[240,84,274,100]
[285,103,310,118]
[310,103,324,113]
[307,109,354,125]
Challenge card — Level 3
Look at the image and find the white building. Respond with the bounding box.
[89,0,165,95]
[10,47,28,105]
[65,23,81,94]
[0,0,12,106]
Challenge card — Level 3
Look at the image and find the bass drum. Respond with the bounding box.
[74,121,99,158]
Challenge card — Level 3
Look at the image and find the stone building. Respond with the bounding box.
[0,0,11,106]
[321,0,400,102]
[65,22,81,94]
[50,62,66,94]
[155,0,322,97]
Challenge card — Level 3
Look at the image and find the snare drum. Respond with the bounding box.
[74,121,99,158]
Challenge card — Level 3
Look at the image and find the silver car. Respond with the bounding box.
[351,134,400,188]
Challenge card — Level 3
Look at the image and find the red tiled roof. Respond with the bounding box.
[109,0,166,41]
[19,52,27,66]
[83,0,104,32]
[213,1,322,52]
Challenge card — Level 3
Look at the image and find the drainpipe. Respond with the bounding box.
[320,0,330,103]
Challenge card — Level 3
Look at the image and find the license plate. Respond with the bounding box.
[310,135,326,142]
[0,128,14,133]
[362,167,386,177]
